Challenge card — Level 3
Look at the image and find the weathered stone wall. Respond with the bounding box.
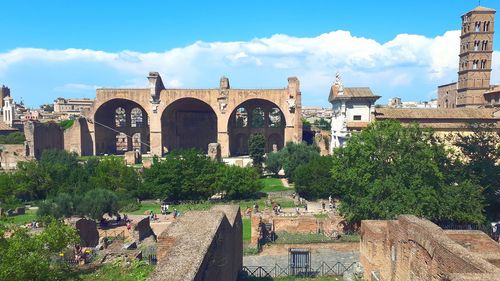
[24,121,64,159]
[0,144,30,170]
[64,118,93,156]
[360,215,500,281]
[150,205,242,281]
[250,213,348,247]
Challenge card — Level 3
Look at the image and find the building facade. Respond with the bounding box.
[329,73,379,151]
[53,98,94,114]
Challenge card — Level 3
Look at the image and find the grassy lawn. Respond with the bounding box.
[130,196,300,216]
[6,209,37,225]
[79,260,153,281]
[260,178,290,192]
[272,232,360,244]
[243,218,251,242]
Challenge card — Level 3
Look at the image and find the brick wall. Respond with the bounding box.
[24,121,64,159]
[360,215,500,281]
[0,144,31,170]
[149,205,242,281]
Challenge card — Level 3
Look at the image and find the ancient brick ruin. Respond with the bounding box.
[150,205,242,281]
[360,215,500,281]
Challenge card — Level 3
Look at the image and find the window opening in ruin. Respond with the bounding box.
[116,132,128,152]
[131,107,143,128]
[235,107,248,127]
[269,108,282,128]
[132,133,141,151]
[115,107,126,127]
[251,107,265,128]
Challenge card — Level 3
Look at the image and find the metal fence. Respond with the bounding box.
[241,262,358,278]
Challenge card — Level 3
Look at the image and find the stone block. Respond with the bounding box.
[76,218,99,247]
[123,241,137,250]
[124,151,141,165]
[208,143,221,162]
[136,217,156,241]
[143,159,152,169]
[15,207,25,215]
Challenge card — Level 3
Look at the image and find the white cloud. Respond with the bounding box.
[0,29,497,106]
[55,83,100,92]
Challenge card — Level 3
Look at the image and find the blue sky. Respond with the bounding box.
[1,0,499,107]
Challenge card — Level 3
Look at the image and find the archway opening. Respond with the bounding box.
[94,99,150,155]
[228,99,285,156]
[161,98,217,154]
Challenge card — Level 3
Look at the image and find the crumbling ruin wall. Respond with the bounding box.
[0,144,31,170]
[64,118,93,156]
[24,121,64,159]
[360,215,500,281]
[150,205,242,281]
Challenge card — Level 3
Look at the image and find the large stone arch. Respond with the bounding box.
[161,98,217,154]
[227,99,286,156]
[94,98,150,155]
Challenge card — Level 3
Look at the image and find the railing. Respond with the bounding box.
[241,262,359,278]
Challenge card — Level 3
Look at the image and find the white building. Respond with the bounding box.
[53,97,94,114]
[328,73,380,152]
[2,96,16,127]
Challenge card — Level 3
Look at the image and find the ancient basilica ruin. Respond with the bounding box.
[79,73,303,157]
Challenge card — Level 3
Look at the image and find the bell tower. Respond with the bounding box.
[456,6,495,107]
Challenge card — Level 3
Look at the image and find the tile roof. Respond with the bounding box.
[471,6,495,12]
[375,108,499,120]
[329,87,380,102]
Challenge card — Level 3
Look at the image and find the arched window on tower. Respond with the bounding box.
[472,60,478,70]
[131,108,143,128]
[475,22,481,32]
[482,40,488,51]
[115,107,126,127]
[235,107,248,127]
[474,41,480,51]
[480,60,486,69]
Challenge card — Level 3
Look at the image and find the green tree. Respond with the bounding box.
[89,157,142,198]
[279,142,320,181]
[332,120,485,224]
[450,123,500,220]
[313,118,331,131]
[248,133,266,169]
[142,149,219,200]
[37,193,76,218]
[78,189,119,220]
[215,165,262,199]
[0,132,25,144]
[0,219,79,281]
[294,156,337,199]
[265,151,282,175]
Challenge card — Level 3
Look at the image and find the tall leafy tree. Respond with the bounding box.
[142,149,220,200]
[332,120,485,224]
[449,123,500,221]
[294,156,337,199]
[278,141,320,181]
[248,133,266,169]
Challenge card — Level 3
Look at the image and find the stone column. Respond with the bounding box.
[218,132,229,157]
